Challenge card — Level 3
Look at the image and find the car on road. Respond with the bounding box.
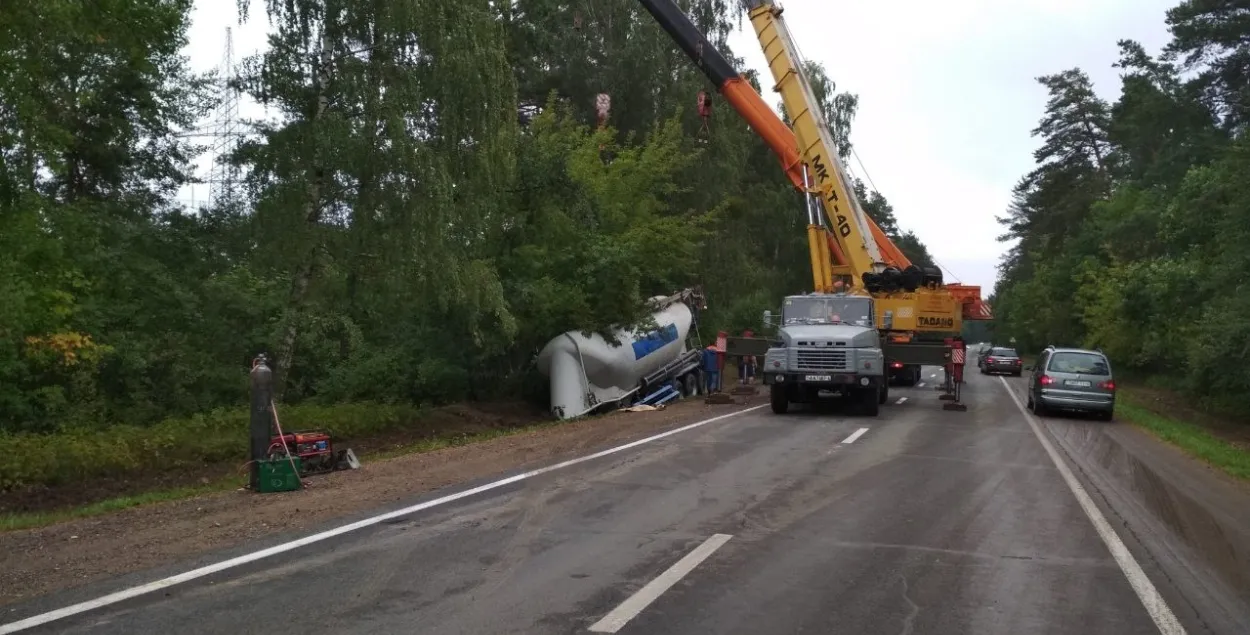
[1025,346,1115,420]
[978,346,1023,376]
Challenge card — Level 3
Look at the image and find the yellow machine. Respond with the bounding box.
[743,0,968,336]
[636,0,991,393]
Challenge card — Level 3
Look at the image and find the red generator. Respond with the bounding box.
[267,430,347,475]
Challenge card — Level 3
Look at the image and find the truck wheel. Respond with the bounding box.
[683,373,698,397]
[860,387,880,416]
[878,381,889,404]
[770,384,789,414]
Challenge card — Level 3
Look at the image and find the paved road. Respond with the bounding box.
[7,369,1245,634]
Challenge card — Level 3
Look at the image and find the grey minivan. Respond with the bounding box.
[1026,346,1115,420]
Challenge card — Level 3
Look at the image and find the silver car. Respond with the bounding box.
[1026,346,1115,420]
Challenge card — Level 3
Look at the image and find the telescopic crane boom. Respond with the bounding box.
[636,0,991,325]
[636,0,842,293]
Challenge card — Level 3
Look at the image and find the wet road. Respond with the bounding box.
[6,369,1248,634]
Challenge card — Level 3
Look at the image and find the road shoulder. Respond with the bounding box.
[998,375,1250,632]
[0,396,760,608]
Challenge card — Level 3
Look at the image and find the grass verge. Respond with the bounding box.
[1117,390,1250,481]
[0,411,585,532]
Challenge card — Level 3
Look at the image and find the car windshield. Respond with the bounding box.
[1048,352,1110,375]
[781,295,873,327]
[990,348,1017,357]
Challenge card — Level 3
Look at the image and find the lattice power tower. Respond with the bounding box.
[208,26,242,206]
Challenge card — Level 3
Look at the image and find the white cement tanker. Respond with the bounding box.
[536,289,706,419]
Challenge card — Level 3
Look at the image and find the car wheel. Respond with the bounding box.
[879,382,889,405]
[1026,394,1034,410]
[1095,409,1113,422]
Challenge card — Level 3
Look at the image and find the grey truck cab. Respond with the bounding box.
[761,293,886,416]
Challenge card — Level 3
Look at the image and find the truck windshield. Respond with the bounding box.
[781,295,873,326]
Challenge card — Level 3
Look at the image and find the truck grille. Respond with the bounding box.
[794,349,849,371]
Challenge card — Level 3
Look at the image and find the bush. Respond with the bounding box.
[0,402,424,491]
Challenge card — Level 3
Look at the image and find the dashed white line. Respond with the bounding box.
[929,373,937,378]
[997,377,1185,634]
[0,408,766,635]
[895,397,908,405]
[588,533,733,633]
[840,427,869,444]
[917,381,926,387]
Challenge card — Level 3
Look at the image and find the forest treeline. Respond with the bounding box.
[0,0,934,435]
[993,0,1250,414]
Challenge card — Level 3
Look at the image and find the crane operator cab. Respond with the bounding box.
[763,293,886,416]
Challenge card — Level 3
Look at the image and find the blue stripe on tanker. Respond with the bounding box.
[632,323,679,360]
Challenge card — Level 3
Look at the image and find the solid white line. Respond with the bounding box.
[588,533,733,633]
[917,381,926,387]
[996,377,1185,634]
[0,407,766,635]
[895,397,908,405]
[840,427,869,444]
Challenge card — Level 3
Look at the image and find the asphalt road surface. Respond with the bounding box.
[6,368,1248,634]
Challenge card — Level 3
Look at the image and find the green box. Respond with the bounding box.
[257,457,302,493]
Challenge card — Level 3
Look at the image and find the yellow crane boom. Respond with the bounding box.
[745,0,885,287]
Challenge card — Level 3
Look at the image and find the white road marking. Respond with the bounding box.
[840,427,869,444]
[0,407,766,635]
[917,382,926,387]
[997,377,1185,635]
[895,397,908,405]
[588,533,733,633]
[929,373,937,378]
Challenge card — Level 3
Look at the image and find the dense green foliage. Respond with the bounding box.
[993,0,1250,412]
[0,0,932,435]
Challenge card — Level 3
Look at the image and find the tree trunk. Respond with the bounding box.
[274,28,334,400]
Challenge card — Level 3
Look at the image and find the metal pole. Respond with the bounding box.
[249,354,273,490]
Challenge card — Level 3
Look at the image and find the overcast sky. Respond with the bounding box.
[182,0,1177,295]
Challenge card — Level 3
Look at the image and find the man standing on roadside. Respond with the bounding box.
[702,344,721,393]
[739,329,757,385]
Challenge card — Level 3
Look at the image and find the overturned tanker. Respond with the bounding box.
[536,288,707,420]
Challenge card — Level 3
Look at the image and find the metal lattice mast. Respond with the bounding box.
[208,26,241,206]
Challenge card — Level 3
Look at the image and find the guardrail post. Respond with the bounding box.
[249,354,273,490]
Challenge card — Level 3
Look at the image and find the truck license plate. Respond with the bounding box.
[805,374,833,382]
[1066,380,1092,387]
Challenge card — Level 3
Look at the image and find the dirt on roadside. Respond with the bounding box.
[0,395,759,607]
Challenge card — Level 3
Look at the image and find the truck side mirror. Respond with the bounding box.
[762,310,773,327]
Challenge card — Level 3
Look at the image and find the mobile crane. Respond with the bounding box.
[635,0,990,407]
